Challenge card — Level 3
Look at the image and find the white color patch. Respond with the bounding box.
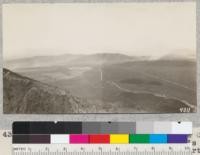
[172,122,192,134]
[50,134,69,144]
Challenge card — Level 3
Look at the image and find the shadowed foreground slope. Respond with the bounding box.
[3,68,85,114]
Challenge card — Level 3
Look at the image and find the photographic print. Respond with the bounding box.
[3,3,197,114]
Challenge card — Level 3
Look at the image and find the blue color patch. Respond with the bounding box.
[150,134,167,143]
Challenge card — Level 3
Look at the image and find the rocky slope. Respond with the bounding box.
[3,68,85,114]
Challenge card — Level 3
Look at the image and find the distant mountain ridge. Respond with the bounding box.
[4,51,195,71]
[4,53,136,70]
[3,68,86,114]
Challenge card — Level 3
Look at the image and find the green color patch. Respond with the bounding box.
[129,134,150,143]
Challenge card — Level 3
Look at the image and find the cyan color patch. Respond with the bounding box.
[150,134,167,143]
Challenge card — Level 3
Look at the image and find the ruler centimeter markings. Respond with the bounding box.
[12,150,191,155]
[12,144,192,155]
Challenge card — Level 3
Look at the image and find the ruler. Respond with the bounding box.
[12,144,192,155]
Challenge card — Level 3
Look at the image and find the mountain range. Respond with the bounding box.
[4,51,195,71]
[4,53,134,70]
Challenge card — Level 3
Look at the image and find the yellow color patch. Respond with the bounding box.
[110,134,129,144]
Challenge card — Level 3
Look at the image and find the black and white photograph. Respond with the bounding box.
[3,3,197,114]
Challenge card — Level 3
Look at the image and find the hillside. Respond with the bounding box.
[4,53,135,70]
[3,68,86,114]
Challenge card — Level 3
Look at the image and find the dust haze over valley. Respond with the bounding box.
[3,3,196,113]
[4,51,197,113]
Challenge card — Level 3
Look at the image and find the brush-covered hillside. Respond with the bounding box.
[3,68,87,114]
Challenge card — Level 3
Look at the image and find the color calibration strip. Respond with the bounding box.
[13,134,189,144]
[12,122,192,144]
[13,121,192,134]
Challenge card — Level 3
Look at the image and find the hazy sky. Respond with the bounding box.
[3,2,196,60]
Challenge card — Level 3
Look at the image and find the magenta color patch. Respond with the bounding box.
[70,134,89,144]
